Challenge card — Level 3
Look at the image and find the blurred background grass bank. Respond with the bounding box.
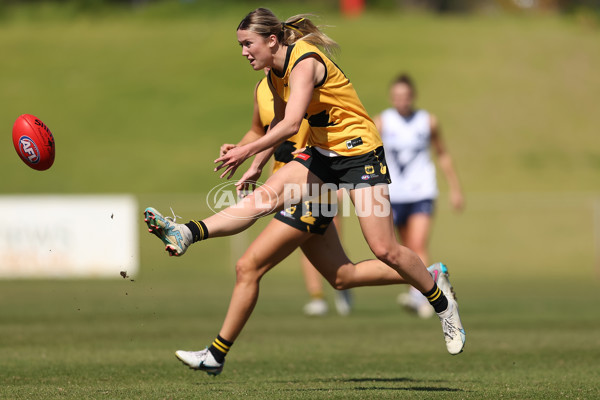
[1,1,599,398]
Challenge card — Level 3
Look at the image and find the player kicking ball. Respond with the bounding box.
[145,8,465,375]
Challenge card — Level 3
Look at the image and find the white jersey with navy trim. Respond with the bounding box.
[380,109,438,203]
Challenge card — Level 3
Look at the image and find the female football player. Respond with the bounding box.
[220,70,353,317]
[374,74,464,318]
[144,8,465,375]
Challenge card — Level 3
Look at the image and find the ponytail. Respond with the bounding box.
[238,8,340,58]
[281,15,339,57]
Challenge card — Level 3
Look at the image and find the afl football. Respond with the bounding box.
[12,114,55,171]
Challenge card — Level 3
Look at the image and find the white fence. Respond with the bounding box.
[0,195,138,278]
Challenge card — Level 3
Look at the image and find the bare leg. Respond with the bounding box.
[402,213,432,266]
[218,219,311,341]
[218,214,411,341]
[349,185,434,293]
[203,162,321,238]
[301,223,408,289]
[399,213,434,313]
[300,213,343,297]
[301,253,324,297]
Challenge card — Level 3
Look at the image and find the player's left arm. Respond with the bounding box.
[430,114,464,212]
[373,114,383,133]
[220,81,266,157]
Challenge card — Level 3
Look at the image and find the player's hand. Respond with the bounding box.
[220,143,236,157]
[214,145,251,180]
[291,147,306,155]
[235,166,263,196]
[450,190,465,213]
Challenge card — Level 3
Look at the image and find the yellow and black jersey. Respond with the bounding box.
[256,77,311,173]
[256,77,275,133]
[268,40,382,157]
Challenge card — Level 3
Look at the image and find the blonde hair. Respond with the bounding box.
[237,8,339,58]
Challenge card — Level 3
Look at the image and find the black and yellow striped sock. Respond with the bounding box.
[208,335,233,364]
[423,283,449,314]
[184,220,208,243]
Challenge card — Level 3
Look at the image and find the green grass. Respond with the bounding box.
[1,193,599,399]
[1,262,599,399]
[1,3,600,399]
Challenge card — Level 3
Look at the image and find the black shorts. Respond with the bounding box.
[273,201,336,235]
[292,146,391,187]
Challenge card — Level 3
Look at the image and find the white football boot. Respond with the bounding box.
[397,287,435,319]
[303,298,328,316]
[144,207,192,256]
[437,298,466,355]
[334,290,353,316]
[427,263,465,354]
[175,348,224,376]
[427,262,456,300]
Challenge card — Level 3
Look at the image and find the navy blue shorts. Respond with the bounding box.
[391,199,435,227]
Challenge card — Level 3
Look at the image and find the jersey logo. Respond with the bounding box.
[346,137,363,149]
[306,110,336,127]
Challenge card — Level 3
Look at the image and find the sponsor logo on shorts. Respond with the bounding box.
[361,175,371,180]
[295,153,310,161]
[365,165,375,174]
[18,136,40,164]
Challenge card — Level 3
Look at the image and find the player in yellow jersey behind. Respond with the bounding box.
[144,8,465,375]
[220,71,353,317]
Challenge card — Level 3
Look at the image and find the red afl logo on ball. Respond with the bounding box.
[18,136,40,164]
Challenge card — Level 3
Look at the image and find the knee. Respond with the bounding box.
[332,277,351,291]
[370,242,395,264]
[328,265,353,290]
[235,256,261,283]
[371,241,413,266]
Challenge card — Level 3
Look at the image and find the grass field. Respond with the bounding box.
[1,2,600,399]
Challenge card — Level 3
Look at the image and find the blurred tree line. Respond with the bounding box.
[1,0,599,14]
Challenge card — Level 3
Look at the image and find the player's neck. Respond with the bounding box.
[271,44,288,76]
[397,108,414,118]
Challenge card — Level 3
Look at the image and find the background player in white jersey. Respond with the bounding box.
[374,74,464,318]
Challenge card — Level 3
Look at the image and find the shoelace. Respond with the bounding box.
[165,206,182,223]
[442,318,458,339]
[193,350,208,358]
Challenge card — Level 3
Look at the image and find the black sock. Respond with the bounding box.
[423,283,449,313]
[184,220,208,243]
[208,335,233,364]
